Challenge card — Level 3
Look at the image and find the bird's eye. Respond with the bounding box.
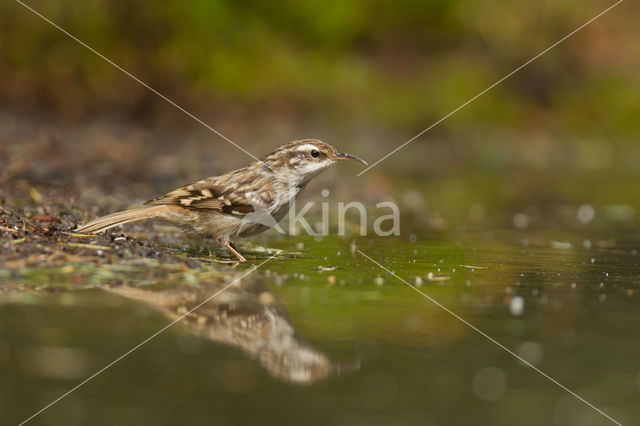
[310,149,319,158]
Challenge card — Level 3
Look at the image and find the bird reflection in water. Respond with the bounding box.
[106,279,359,385]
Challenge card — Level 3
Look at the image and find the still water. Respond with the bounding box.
[2,213,640,425]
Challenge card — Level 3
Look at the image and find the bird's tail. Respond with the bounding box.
[76,205,174,234]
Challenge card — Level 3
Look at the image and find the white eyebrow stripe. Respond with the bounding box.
[295,144,319,152]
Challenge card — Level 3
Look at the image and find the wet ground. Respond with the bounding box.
[3,227,640,426]
[2,119,640,425]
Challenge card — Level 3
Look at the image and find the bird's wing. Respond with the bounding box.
[144,174,275,217]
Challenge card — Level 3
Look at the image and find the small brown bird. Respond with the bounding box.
[76,139,366,262]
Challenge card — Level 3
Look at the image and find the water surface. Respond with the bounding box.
[2,174,640,425]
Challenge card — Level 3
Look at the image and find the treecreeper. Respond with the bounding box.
[76,139,367,261]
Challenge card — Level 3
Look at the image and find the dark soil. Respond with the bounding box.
[0,116,287,291]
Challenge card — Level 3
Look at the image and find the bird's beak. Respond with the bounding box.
[333,152,368,165]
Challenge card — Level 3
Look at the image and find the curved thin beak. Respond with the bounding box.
[333,152,368,165]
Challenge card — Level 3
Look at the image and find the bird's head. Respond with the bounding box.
[261,139,367,186]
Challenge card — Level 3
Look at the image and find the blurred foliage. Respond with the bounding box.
[1,0,639,171]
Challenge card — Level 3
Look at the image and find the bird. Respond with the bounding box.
[76,139,367,262]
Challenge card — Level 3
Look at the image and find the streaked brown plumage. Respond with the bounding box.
[76,139,366,262]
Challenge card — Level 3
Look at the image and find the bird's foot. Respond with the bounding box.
[224,241,247,262]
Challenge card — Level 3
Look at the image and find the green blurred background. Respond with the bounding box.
[2,0,638,175]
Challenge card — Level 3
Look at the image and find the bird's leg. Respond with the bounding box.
[224,241,247,262]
